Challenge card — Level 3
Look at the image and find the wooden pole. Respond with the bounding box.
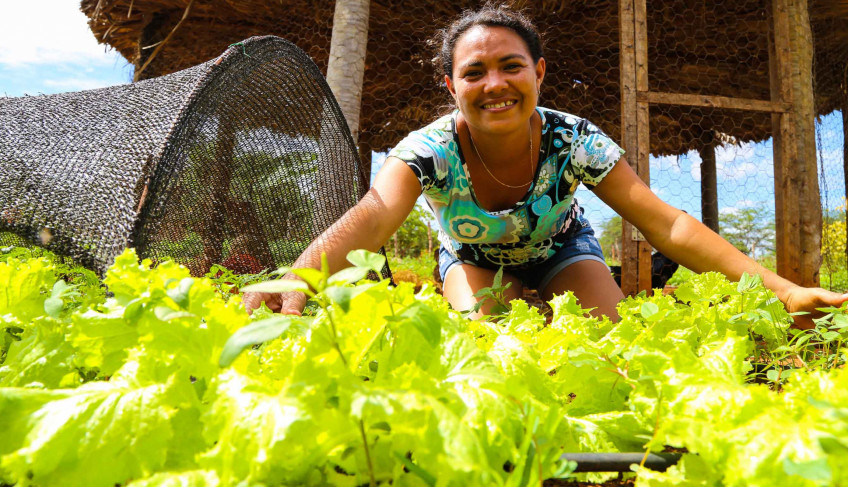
[769,0,802,285]
[358,137,373,190]
[699,130,719,233]
[634,0,652,294]
[793,0,821,287]
[134,12,172,82]
[769,0,821,287]
[842,66,848,265]
[619,0,639,296]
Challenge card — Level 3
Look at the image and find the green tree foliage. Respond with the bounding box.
[390,204,435,258]
[719,206,775,258]
[597,215,622,265]
[821,201,847,292]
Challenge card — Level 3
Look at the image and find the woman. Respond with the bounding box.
[245,5,847,325]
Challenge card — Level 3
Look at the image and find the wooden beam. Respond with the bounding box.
[699,130,719,233]
[619,0,639,296]
[638,91,790,113]
[635,0,652,294]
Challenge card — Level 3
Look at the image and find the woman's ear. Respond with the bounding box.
[535,57,546,92]
[445,74,458,103]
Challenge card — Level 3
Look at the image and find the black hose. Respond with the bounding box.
[560,453,682,472]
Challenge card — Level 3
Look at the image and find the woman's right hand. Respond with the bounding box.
[242,291,307,316]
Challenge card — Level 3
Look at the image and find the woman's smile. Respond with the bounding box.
[481,99,518,110]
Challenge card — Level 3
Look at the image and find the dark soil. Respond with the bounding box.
[545,478,635,486]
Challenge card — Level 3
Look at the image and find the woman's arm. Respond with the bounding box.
[592,158,848,327]
[243,156,422,314]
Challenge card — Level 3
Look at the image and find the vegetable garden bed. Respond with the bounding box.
[2,246,847,486]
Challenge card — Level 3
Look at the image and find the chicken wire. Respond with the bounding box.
[363,0,788,288]
[350,0,845,290]
[68,0,848,288]
[0,36,390,279]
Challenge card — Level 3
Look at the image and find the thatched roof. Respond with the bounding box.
[82,0,848,156]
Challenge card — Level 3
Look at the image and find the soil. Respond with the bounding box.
[545,478,635,486]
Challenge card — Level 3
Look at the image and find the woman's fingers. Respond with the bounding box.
[242,291,307,316]
[278,291,307,316]
[242,292,282,314]
[785,287,848,329]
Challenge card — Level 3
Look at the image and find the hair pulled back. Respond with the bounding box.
[436,3,543,78]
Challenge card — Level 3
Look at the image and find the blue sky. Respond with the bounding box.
[0,1,132,97]
[3,1,844,238]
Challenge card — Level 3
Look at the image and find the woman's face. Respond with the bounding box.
[446,25,545,135]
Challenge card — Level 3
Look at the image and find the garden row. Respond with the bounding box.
[1,246,847,486]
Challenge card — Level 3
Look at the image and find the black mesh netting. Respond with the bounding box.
[0,36,390,279]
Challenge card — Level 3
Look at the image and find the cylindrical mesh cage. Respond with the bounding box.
[0,36,389,278]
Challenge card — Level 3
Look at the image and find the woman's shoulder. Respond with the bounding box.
[388,112,457,162]
[407,112,455,142]
[537,106,586,128]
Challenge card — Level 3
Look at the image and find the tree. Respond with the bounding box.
[820,200,847,291]
[391,204,434,258]
[598,215,622,264]
[719,206,775,258]
[325,0,370,144]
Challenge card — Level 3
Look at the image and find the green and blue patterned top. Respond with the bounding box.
[387,107,624,269]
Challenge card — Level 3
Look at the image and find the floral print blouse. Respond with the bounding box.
[387,107,624,269]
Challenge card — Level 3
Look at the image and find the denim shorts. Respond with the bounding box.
[438,213,607,292]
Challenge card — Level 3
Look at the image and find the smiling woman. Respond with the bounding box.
[244,3,848,327]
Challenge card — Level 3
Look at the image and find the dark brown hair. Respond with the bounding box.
[436,3,544,78]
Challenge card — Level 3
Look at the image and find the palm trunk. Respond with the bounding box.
[326,0,370,144]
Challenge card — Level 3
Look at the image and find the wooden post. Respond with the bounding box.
[793,0,821,287]
[842,66,848,266]
[358,137,373,190]
[619,0,638,296]
[699,130,719,233]
[769,0,821,287]
[134,12,172,82]
[634,0,652,294]
[619,0,652,295]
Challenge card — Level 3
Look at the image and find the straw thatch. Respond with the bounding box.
[81,0,848,157]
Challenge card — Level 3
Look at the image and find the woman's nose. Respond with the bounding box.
[483,72,508,93]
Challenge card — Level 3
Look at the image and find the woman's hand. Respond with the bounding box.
[242,291,307,316]
[781,285,848,329]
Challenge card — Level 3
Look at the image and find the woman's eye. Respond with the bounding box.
[505,64,522,71]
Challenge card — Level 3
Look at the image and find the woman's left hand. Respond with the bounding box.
[781,285,848,329]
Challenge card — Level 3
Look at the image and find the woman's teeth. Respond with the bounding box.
[483,100,516,109]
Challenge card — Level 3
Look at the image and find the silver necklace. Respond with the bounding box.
[467,121,534,189]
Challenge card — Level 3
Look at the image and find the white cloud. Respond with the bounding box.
[719,161,760,180]
[689,163,701,182]
[650,154,682,174]
[0,1,118,66]
[42,76,118,91]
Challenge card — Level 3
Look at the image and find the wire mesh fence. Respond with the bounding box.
[5,0,845,288]
[361,0,845,290]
